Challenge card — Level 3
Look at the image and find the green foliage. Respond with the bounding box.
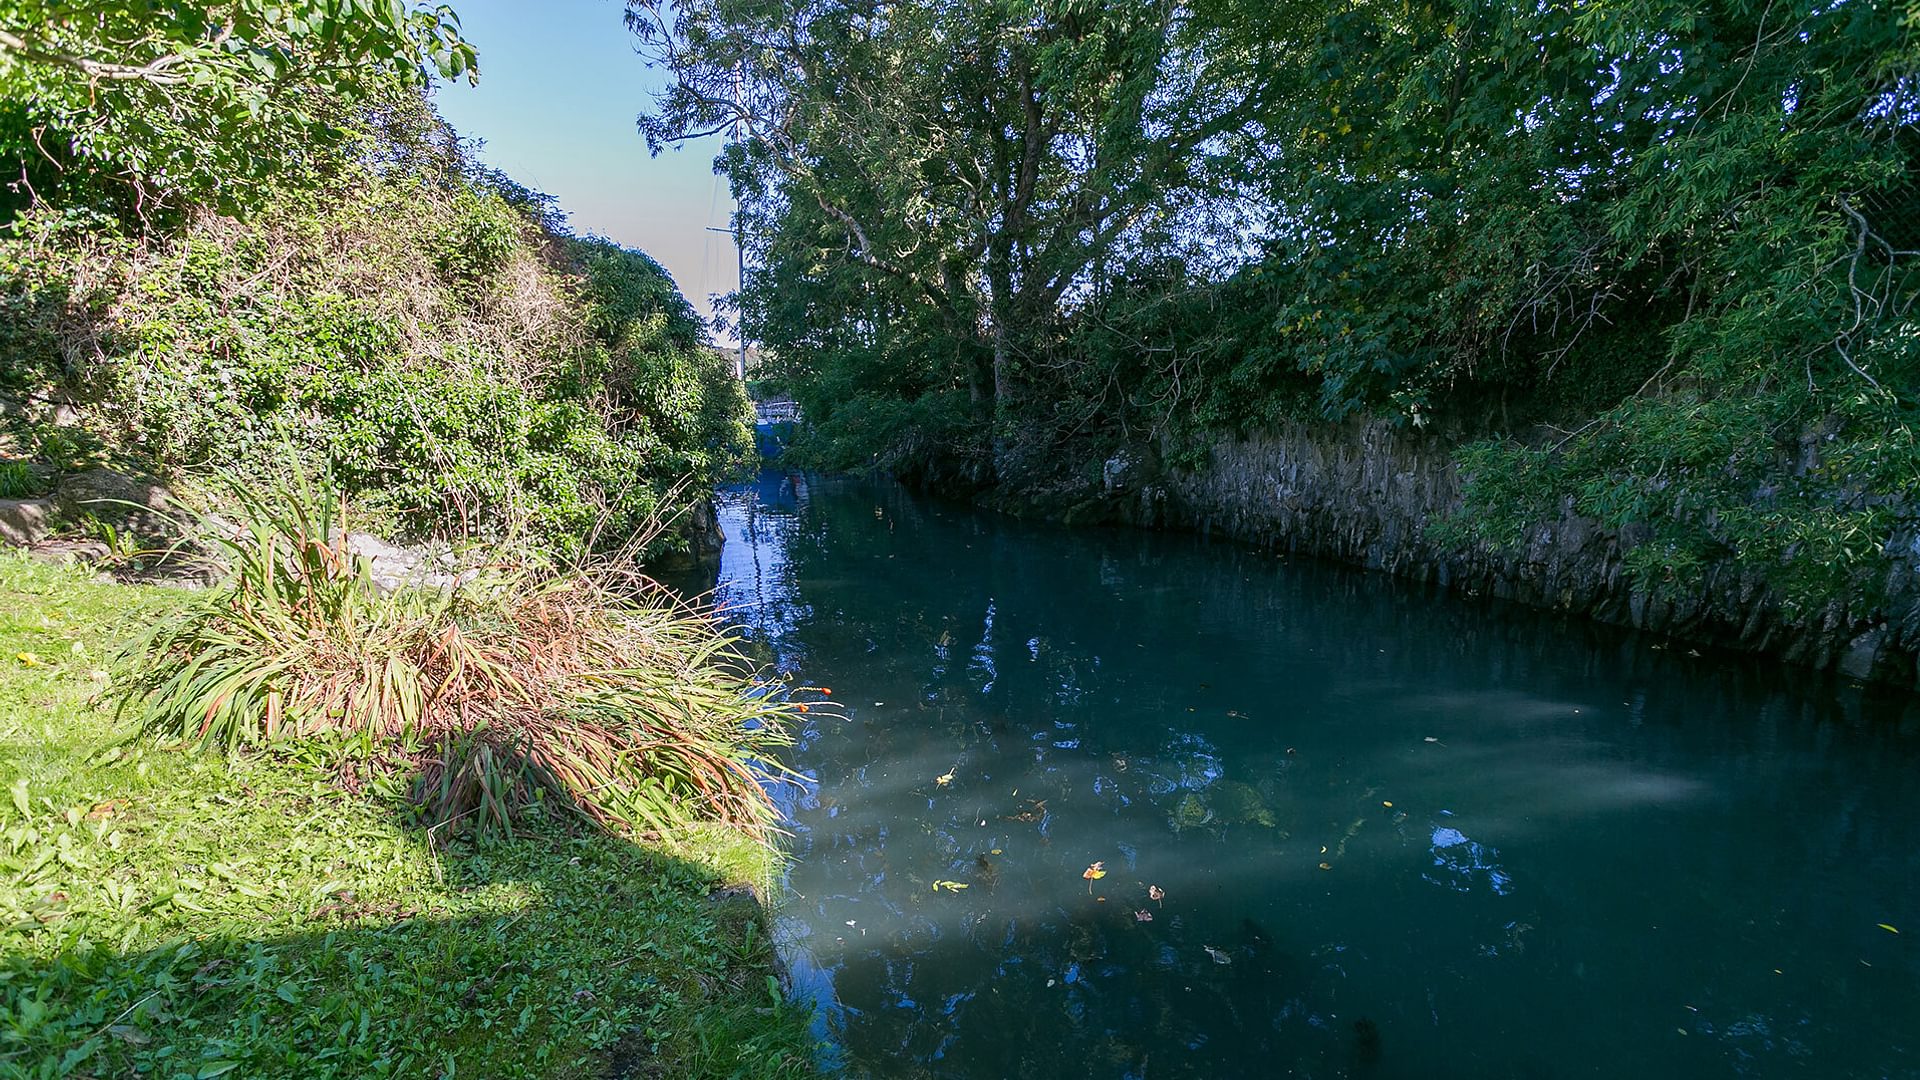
[0,93,753,561]
[434,190,524,285]
[0,459,34,498]
[0,0,477,217]
[655,0,1920,616]
[112,465,801,841]
[634,0,1270,470]
[0,553,816,1079]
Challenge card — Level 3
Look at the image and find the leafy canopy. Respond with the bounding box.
[639,0,1920,613]
[0,0,477,213]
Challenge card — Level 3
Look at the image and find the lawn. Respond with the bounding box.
[0,553,815,1079]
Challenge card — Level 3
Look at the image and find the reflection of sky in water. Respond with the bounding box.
[969,599,997,694]
[698,473,1920,1080]
[1425,822,1515,896]
[710,473,813,665]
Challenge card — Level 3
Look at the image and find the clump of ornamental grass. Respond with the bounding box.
[109,470,802,842]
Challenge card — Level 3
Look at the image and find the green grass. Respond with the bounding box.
[0,554,817,1079]
[0,463,36,501]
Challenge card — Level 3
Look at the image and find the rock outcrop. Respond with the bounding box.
[1097,419,1919,687]
[0,499,53,547]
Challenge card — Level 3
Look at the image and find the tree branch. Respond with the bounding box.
[0,28,193,85]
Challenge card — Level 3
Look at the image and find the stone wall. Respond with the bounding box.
[1119,419,1920,687]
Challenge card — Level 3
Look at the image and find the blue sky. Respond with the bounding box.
[431,0,741,342]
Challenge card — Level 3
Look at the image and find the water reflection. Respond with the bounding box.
[708,474,1920,1079]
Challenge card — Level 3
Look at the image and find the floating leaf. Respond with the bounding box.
[931,880,969,893]
[1083,861,1107,893]
[1203,945,1231,965]
[1148,884,1165,908]
[1134,909,1153,922]
[1004,798,1047,823]
[1319,862,1333,870]
[934,768,955,787]
[1879,923,1900,934]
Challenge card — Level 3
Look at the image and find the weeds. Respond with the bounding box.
[0,460,36,499]
[109,467,804,843]
[74,513,140,560]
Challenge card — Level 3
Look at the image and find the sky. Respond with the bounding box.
[430,0,741,343]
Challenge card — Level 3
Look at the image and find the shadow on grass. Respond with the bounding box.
[1,796,818,1080]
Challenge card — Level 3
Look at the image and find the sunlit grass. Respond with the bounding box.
[0,554,817,1078]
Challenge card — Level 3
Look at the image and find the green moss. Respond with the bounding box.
[1169,792,1212,832]
[0,554,816,1078]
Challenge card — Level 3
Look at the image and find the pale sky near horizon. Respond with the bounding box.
[430,0,742,344]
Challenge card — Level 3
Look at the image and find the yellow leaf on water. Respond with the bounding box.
[1879,924,1900,934]
[931,880,969,892]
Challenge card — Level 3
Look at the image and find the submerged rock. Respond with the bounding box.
[1170,792,1214,831]
[1169,781,1278,832]
[1213,780,1276,827]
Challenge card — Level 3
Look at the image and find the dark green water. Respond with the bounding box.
[706,472,1920,1079]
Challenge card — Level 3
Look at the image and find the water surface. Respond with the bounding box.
[706,472,1919,1079]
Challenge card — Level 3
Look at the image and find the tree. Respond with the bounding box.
[0,1,478,215]
[634,0,1920,609]
[629,0,1284,473]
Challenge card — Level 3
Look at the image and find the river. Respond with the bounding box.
[702,471,1919,1079]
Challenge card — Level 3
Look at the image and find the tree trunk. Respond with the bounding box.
[987,254,1015,479]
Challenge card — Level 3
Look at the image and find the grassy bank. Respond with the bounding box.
[0,553,814,1079]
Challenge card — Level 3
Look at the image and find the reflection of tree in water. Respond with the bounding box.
[713,473,1920,1080]
[825,901,1377,1078]
[736,479,1407,1076]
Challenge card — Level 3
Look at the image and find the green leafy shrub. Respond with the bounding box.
[0,94,753,562]
[435,191,527,285]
